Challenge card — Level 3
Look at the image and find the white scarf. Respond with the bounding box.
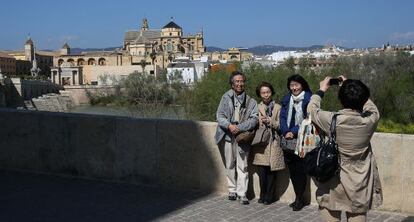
[287,91,305,128]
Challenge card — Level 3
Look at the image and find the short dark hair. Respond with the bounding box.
[287,74,311,92]
[229,70,246,85]
[338,79,370,111]
[256,81,275,97]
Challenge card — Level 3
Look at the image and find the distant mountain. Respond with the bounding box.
[206,46,226,52]
[247,45,326,56]
[64,44,345,56]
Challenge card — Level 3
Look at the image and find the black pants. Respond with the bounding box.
[283,150,307,201]
[256,165,276,201]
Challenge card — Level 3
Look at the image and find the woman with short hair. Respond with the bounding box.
[251,81,285,205]
[308,76,383,221]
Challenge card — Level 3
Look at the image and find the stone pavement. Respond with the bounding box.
[0,170,412,222]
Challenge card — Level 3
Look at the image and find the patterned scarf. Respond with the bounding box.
[287,91,305,128]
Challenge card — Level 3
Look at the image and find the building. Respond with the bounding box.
[210,47,253,62]
[5,38,56,76]
[0,52,16,76]
[51,18,253,86]
[50,61,83,86]
[123,18,206,69]
[52,18,206,85]
[167,59,209,84]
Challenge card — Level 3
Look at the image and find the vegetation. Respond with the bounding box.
[88,52,414,134]
[87,70,186,118]
[183,52,414,134]
[9,74,48,81]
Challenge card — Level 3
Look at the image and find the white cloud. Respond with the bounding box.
[391,32,414,40]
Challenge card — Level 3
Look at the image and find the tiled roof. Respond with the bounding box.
[25,38,33,45]
[124,30,161,42]
[0,52,15,59]
[162,21,182,30]
[134,34,150,44]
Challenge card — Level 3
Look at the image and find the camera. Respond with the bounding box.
[329,77,342,85]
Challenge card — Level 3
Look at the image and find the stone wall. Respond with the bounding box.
[0,109,413,214]
[0,78,62,108]
[31,92,74,112]
[63,85,120,105]
[0,82,6,107]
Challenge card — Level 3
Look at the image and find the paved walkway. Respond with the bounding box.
[0,170,412,222]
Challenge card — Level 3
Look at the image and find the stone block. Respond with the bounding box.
[401,134,414,213]
[194,121,225,192]
[156,119,201,190]
[68,114,117,179]
[0,110,40,170]
[114,117,158,185]
[372,133,403,212]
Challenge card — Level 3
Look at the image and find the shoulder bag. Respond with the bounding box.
[295,115,321,158]
[305,114,340,183]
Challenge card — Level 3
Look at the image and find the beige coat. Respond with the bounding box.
[251,101,286,171]
[307,94,383,213]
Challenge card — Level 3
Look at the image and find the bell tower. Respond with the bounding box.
[24,37,34,61]
[141,18,149,31]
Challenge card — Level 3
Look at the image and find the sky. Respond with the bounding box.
[1,0,414,51]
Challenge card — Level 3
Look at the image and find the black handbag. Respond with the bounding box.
[280,137,297,152]
[305,114,340,183]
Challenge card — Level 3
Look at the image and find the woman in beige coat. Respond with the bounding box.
[307,76,383,222]
[251,82,286,205]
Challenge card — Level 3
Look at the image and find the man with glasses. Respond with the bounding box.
[215,71,258,205]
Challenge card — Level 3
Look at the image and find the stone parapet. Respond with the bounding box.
[0,109,412,214]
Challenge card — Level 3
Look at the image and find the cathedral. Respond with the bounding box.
[51,18,206,85]
[51,18,251,86]
[124,18,206,66]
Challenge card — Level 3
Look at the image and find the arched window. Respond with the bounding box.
[88,58,96,65]
[67,58,75,66]
[98,58,106,66]
[77,58,85,66]
[58,59,64,66]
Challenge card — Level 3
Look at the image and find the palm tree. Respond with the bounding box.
[140,59,147,74]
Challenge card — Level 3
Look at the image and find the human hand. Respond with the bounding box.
[320,76,331,92]
[228,124,240,135]
[338,75,347,86]
[261,116,270,124]
[285,132,294,139]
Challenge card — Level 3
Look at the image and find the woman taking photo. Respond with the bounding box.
[251,82,285,205]
[307,76,382,221]
[279,74,312,211]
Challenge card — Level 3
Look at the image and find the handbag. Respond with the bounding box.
[251,126,271,146]
[236,130,255,144]
[280,137,297,152]
[295,116,321,158]
[305,114,340,183]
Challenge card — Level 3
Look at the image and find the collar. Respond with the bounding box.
[338,108,362,116]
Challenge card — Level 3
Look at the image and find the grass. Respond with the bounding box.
[377,119,414,134]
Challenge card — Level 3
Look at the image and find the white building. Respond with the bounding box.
[167,60,208,84]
